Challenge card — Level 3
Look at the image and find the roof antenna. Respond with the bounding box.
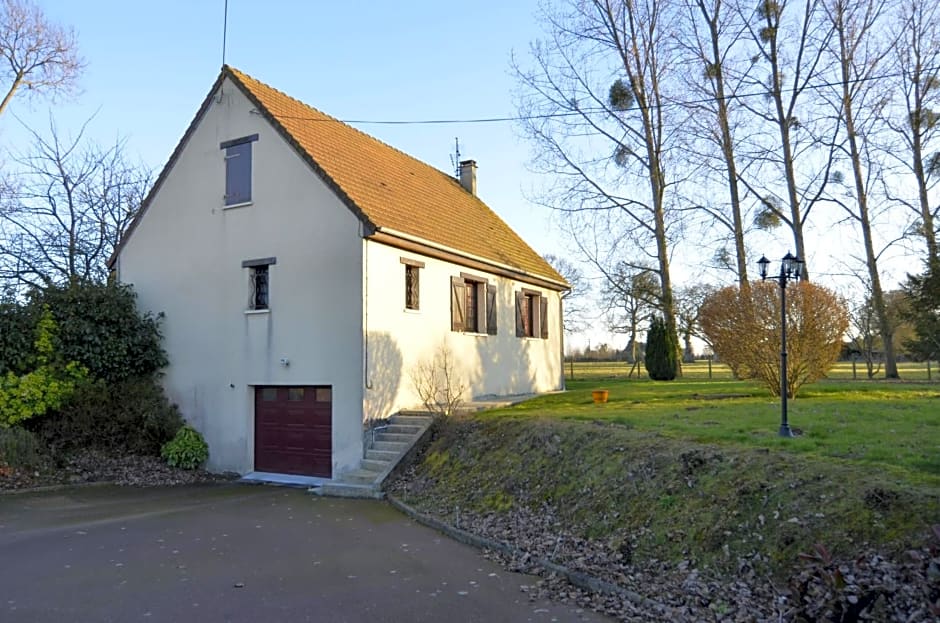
[450,137,461,178]
[216,0,229,104]
[221,0,229,68]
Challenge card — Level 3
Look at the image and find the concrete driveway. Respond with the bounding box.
[0,484,611,622]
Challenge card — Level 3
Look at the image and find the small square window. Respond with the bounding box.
[405,264,420,310]
[243,257,276,312]
[261,387,278,401]
[288,388,305,401]
[250,265,269,310]
[315,387,332,403]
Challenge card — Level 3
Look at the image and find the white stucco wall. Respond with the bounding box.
[363,239,564,421]
[116,77,364,476]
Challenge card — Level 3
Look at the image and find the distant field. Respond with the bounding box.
[494,360,940,483]
[565,359,940,382]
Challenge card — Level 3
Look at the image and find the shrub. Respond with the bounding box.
[0,301,40,375]
[409,341,467,416]
[0,426,47,471]
[161,425,209,470]
[28,376,183,457]
[645,316,678,381]
[31,283,168,384]
[700,282,849,397]
[0,309,88,428]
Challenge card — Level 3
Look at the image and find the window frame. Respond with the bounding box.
[516,288,548,339]
[221,134,259,207]
[242,257,276,312]
[401,257,425,311]
[451,273,497,335]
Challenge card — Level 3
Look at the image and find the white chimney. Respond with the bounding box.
[459,159,477,196]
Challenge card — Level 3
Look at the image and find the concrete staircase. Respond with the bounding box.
[310,412,434,498]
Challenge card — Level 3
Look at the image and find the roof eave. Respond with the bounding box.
[370,227,570,291]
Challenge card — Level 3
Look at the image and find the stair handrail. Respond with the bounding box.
[370,423,389,449]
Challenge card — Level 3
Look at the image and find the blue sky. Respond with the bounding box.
[3,1,919,352]
[3,0,557,253]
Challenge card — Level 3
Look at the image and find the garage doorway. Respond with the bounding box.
[254,386,332,477]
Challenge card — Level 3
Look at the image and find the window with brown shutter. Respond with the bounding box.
[451,276,466,331]
[486,284,498,335]
[452,274,496,335]
[539,296,549,339]
[465,279,480,332]
[515,289,548,339]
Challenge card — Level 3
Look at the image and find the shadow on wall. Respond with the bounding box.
[364,331,402,423]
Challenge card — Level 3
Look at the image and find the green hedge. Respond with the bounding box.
[27,376,183,457]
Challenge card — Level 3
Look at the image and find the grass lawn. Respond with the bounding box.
[400,360,940,577]
[490,361,940,485]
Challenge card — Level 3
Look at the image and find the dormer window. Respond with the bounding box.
[221,134,258,206]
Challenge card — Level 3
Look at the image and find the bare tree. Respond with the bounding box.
[676,0,753,286]
[515,0,683,344]
[544,253,590,333]
[0,0,83,116]
[879,0,940,263]
[602,262,660,376]
[409,341,467,417]
[675,284,714,362]
[818,0,899,377]
[733,0,836,278]
[0,117,151,292]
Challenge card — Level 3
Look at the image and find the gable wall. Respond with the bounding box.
[363,239,564,421]
[116,78,364,475]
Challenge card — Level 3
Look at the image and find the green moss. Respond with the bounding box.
[399,414,940,579]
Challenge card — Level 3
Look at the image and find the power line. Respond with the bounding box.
[271,63,940,127]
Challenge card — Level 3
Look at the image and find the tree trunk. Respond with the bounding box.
[699,0,749,285]
[768,32,810,278]
[835,0,899,378]
[0,72,25,117]
[911,109,938,262]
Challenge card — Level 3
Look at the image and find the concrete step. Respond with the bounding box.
[361,458,391,472]
[311,483,383,499]
[391,413,434,425]
[365,449,398,461]
[341,469,382,485]
[374,432,414,443]
[385,424,421,435]
[371,440,408,453]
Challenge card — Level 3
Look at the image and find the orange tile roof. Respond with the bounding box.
[224,66,566,288]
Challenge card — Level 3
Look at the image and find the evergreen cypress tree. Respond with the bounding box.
[645,316,678,381]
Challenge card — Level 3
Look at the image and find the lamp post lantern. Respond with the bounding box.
[757,252,804,437]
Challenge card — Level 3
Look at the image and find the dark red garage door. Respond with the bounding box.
[254,386,332,478]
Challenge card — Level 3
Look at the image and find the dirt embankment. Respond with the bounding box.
[387,416,940,622]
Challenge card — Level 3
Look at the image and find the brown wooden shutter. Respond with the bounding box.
[515,291,525,337]
[540,296,549,339]
[486,284,498,335]
[451,277,466,332]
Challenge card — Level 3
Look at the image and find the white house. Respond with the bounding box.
[110,66,568,481]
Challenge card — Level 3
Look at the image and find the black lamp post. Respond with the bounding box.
[757,252,804,437]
